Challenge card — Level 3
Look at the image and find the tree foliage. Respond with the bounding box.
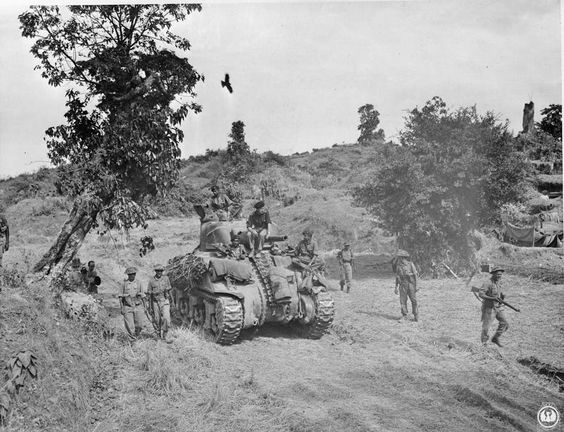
[19,5,203,231]
[357,104,385,143]
[536,104,562,141]
[354,97,530,273]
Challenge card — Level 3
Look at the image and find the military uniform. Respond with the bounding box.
[247,201,271,255]
[393,252,419,321]
[206,192,233,221]
[65,258,86,292]
[147,266,172,341]
[84,265,99,294]
[119,267,145,340]
[337,244,354,293]
[479,268,508,345]
[0,215,9,268]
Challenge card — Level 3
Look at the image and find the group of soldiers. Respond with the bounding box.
[66,258,101,294]
[0,185,511,347]
[118,264,174,343]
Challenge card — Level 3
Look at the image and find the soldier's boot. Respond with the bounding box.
[135,327,142,338]
[413,313,419,322]
[397,315,407,323]
[340,282,344,291]
[491,336,503,347]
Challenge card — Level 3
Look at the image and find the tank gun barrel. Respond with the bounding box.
[266,235,288,242]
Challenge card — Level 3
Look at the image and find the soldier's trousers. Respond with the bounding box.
[0,237,5,268]
[399,280,418,319]
[152,299,171,335]
[340,263,353,292]
[250,230,267,253]
[122,305,144,340]
[481,306,508,343]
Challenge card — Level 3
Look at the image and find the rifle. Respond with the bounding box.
[470,286,521,312]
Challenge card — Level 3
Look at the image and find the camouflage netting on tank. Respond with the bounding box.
[166,254,208,290]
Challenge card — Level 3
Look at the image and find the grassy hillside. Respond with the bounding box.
[1,209,563,431]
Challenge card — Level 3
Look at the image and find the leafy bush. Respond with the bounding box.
[354,97,531,273]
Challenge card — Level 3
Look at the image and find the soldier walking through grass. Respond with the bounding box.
[337,242,354,293]
[119,266,145,341]
[147,264,173,343]
[392,250,419,322]
[478,266,509,347]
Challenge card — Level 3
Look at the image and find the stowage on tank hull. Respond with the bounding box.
[166,220,335,345]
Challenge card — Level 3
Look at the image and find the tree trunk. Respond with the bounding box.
[33,196,98,282]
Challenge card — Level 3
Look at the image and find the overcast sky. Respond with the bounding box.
[0,0,561,178]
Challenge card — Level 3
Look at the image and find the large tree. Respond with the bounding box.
[19,5,203,277]
[357,104,385,143]
[354,97,530,273]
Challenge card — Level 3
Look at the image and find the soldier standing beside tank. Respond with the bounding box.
[478,266,509,347]
[392,250,419,322]
[246,201,271,257]
[147,264,173,343]
[337,242,354,293]
[119,266,145,341]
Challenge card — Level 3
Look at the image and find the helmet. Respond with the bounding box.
[396,250,410,258]
[154,264,164,271]
[490,266,505,274]
[254,201,265,209]
[125,266,137,275]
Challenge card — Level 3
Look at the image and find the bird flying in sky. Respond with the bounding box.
[221,73,233,93]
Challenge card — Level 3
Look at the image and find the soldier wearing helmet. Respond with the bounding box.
[392,250,419,322]
[147,264,173,343]
[477,266,508,347]
[118,266,145,340]
[337,242,354,293]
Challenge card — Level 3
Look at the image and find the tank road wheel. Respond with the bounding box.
[304,291,335,339]
[212,297,244,345]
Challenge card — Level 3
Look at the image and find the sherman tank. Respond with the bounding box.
[166,217,335,345]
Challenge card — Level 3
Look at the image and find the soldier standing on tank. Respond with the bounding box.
[246,201,271,257]
[392,250,419,322]
[478,266,509,347]
[119,266,145,341]
[147,264,173,343]
[337,242,354,293]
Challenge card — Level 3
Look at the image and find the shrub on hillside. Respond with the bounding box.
[354,97,531,273]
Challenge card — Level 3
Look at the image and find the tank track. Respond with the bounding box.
[213,296,244,345]
[251,254,275,306]
[305,290,335,339]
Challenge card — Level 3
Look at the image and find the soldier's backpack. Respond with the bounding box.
[396,259,416,278]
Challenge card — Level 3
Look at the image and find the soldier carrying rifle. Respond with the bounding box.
[472,266,520,347]
[337,242,354,293]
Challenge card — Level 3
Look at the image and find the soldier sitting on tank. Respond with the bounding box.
[247,201,271,257]
[293,229,326,271]
[205,185,233,221]
[229,234,248,260]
